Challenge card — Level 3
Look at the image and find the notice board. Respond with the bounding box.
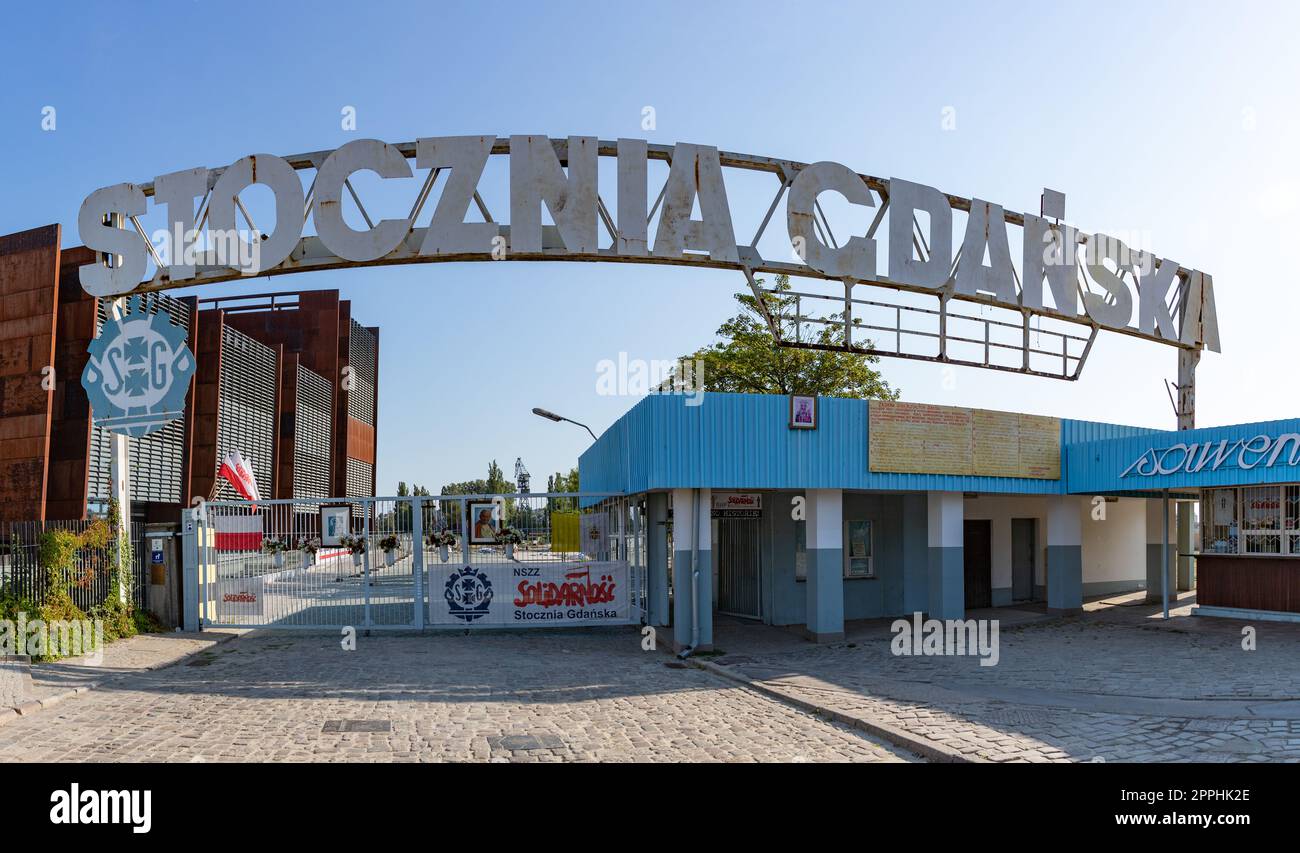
[868,401,1060,480]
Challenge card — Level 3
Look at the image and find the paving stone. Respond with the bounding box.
[718,603,1300,763]
[0,631,915,763]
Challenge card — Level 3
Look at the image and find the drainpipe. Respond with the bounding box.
[677,488,701,659]
[1161,489,1170,620]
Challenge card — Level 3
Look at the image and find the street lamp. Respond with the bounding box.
[532,407,598,441]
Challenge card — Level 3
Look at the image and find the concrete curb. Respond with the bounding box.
[0,631,239,729]
[692,658,977,763]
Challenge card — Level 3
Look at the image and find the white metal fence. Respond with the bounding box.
[193,493,643,630]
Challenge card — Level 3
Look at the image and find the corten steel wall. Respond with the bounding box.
[0,225,61,523]
[10,241,200,522]
[191,313,280,502]
[220,291,379,500]
[273,353,334,500]
[345,318,379,499]
[277,351,300,498]
[46,246,96,520]
[1,240,373,519]
[291,361,333,500]
[190,309,228,502]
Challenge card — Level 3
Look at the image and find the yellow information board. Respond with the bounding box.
[869,401,1060,479]
[550,511,580,552]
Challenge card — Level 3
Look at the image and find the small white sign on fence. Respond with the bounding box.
[430,561,632,628]
[214,575,266,618]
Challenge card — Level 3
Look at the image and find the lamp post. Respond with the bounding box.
[532,407,598,442]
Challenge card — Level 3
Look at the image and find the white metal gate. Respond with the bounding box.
[191,493,643,630]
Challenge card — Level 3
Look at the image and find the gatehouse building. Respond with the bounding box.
[580,392,1300,650]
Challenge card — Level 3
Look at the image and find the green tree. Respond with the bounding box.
[677,275,899,399]
[486,460,513,495]
[548,467,580,512]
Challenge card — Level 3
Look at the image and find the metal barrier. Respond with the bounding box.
[190,493,642,631]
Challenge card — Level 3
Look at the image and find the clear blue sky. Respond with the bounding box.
[2,1,1296,495]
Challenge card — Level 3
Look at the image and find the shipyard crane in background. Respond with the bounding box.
[515,457,531,494]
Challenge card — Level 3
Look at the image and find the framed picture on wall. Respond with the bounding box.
[789,394,817,430]
[320,505,351,547]
[469,502,500,544]
[844,520,874,578]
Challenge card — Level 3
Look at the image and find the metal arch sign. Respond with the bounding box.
[77,135,1221,372]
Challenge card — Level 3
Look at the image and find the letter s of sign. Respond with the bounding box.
[786,161,876,281]
[1084,233,1135,329]
[78,183,148,298]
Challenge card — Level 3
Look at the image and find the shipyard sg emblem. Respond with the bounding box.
[81,295,196,437]
[444,565,494,623]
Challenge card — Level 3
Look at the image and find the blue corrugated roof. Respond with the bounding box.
[579,393,1177,497]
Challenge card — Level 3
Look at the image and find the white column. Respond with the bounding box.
[926,491,964,619]
[1145,498,1177,604]
[805,489,844,642]
[671,488,713,651]
[108,297,132,604]
[646,493,670,626]
[1046,495,1082,613]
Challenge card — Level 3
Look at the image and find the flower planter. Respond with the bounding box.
[504,544,514,560]
[384,549,397,567]
[272,552,285,569]
[439,544,450,563]
[352,552,363,569]
[304,551,317,568]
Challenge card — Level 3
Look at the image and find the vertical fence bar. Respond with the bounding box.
[362,498,372,629]
[460,498,470,564]
[632,499,643,621]
[412,496,424,630]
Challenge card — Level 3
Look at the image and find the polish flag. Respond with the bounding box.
[214,513,263,552]
[218,451,261,504]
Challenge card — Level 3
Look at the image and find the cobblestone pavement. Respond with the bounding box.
[709,597,1300,763]
[0,631,916,763]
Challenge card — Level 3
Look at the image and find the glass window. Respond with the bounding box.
[844,520,874,578]
[1242,486,1282,554]
[1202,489,1238,554]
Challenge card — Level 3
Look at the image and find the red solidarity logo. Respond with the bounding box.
[515,567,617,608]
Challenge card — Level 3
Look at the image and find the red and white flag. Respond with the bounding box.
[218,450,262,504]
[214,513,263,552]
